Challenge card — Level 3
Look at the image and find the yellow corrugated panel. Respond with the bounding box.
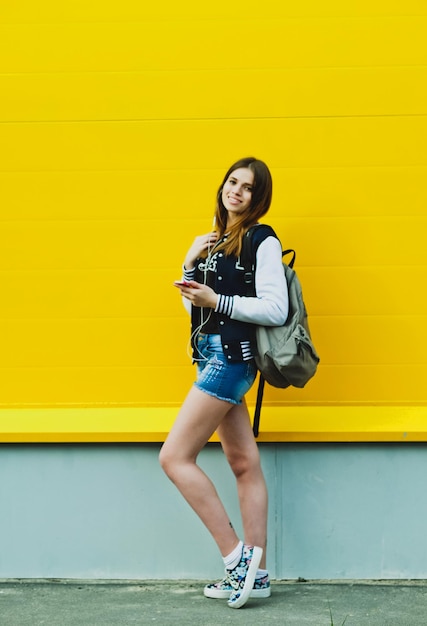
[1,266,425,319]
[0,318,189,367]
[316,316,427,365]
[273,167,427,219]
[2,66,427,122]
[0,316,425,404]
[0,1,426,437]
[0,170,218,222]
[0,367,194,407]
[0,364,425,406]
[1,217,424,271]
[263,365,427,404]
[2,315,425,369]
[0,270,186,319]
[1,167,426,221]
[0,219,189,270]
[1,118,427,172]
[1,17,427,73]
[274,217,427,267]
[303,267,427,316]
[2,1,427,23]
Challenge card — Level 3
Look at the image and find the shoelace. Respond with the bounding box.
[219,571,236,589]
[227,567,244,591]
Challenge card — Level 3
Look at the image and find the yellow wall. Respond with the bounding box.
[1,3,426,427]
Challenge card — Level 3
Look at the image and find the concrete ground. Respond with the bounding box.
[0,579,426,625]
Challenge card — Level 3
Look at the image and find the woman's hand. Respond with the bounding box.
[174,281,218,309]
[183,231,218,270]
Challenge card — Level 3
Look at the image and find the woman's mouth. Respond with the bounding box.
[228,196,240,205]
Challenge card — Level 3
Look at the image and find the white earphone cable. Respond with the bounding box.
[187,220,217,361]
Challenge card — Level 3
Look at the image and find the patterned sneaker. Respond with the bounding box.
[227,544,263,609]
[204,571,271,599]
[252,573,272,598]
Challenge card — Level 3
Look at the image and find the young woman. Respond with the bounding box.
[159,157,288,609]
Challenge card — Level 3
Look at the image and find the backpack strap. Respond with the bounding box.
[283,249,296,269]
[240,227,256,296]
[253,374,265,438]
[240,226,295,437]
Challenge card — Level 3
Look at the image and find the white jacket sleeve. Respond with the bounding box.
[215,236,289,326]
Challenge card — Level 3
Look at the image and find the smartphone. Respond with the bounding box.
[174,280,192,287]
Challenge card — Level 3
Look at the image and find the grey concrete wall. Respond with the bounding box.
[1,443,426,580]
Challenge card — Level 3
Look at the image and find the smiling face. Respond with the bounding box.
[221,167,254,225]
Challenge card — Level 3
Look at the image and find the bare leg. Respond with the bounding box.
[217,400,268,569]
[159,386,240,557]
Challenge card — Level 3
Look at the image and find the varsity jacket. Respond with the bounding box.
[183,224,289,362]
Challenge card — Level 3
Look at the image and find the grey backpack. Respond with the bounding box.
[241,225,320,435]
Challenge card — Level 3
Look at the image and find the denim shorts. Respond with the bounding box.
[194,334,257,404]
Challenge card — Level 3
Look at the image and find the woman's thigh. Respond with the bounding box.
[161,386,231,462]
[216,401,261,469]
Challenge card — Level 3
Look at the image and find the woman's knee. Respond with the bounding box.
[159,443,194,483]
[228,450,261,479]
[159,444,175,477]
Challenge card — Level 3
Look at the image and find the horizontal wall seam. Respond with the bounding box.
[2,114,427,125]
[1,63,427,75]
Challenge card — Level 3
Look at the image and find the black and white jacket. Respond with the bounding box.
[183,224,289,362]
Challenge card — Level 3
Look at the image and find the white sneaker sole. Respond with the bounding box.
[204,585,271,599]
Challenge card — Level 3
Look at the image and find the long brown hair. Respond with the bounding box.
[211,157,273,257]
